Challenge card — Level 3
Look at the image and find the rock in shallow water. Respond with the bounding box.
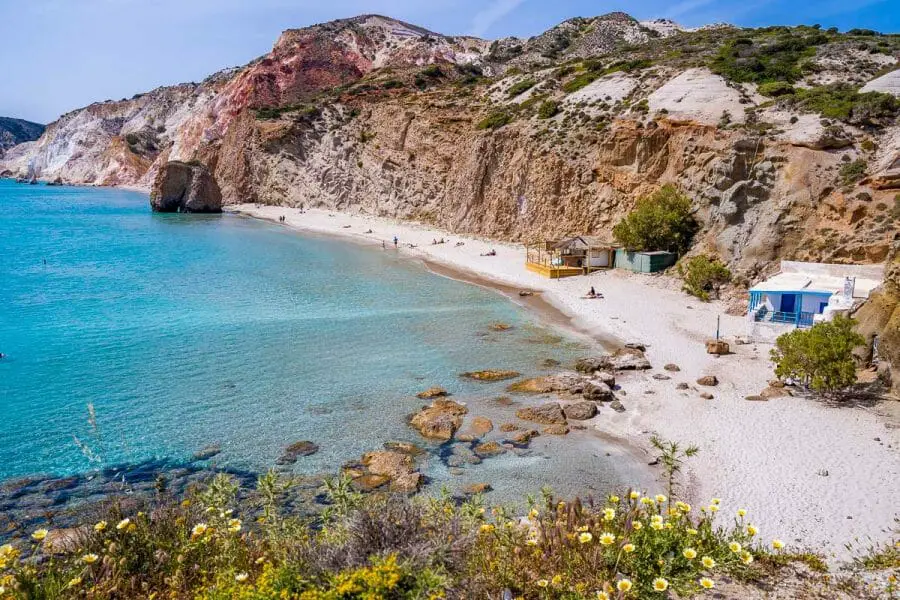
[150,161,222,213]
[515,403,566,425]
[409,398,468,441]
[562,401,598,420]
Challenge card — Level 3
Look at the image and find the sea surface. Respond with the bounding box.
[0,181,650,503]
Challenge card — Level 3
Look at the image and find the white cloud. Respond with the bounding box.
[468,0,525,37]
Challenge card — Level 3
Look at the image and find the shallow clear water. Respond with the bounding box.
[0,181,650,502]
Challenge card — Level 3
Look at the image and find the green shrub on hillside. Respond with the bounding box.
[840,159,868,185]
[562,71,599,93]
[786,84,900,125]
[710,32,829,83]
[421,64,444,78]
[758,81,795,97]
[476,110,513,130]
[770,315,865,393]
[506,78,536,98]
[613,185,699,255]
[678,255,732,301]
[537,100,561,119]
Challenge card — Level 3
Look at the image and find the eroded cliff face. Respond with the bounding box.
[3,13,899,281]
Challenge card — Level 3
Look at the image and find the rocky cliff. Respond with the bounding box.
[0,117,44,159]
[2,14,899,282]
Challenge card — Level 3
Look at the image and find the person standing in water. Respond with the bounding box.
[393,236,398,248]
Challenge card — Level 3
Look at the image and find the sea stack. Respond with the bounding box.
[150,161,222,213]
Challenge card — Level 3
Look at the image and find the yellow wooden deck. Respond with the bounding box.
[526,262,584,279]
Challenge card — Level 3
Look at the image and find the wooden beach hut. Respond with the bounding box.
[525,236,616,279]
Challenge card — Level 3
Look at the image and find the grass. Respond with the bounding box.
[255,104,320,120]
[507,79,537,98]
[0,473,804,599]
[476,110,513,130]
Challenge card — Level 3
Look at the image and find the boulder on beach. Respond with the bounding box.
[664,363,681,372]
[697,375,719,387]
[582,380,613,401]
[575,356,613,373]
[562,401,598,420]
[150,161,222,213]
[409,398,468,441]
[461,369,521,382]
[609,400,626,413]
[506,377,555,394]
[610,347,652,370]
[515,403,566,424]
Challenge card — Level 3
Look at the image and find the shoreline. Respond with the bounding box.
[232,203,899,562]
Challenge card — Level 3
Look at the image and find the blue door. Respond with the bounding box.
[780,294,797,313]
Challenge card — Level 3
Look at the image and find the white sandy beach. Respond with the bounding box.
[233,203,899,561]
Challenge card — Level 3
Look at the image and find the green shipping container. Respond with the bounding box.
[614,250,677,273]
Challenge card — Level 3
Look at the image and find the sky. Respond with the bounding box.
[1,0,898,124]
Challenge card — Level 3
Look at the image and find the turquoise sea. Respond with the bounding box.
[0,180,649,501]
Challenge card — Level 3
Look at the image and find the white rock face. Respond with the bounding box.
[564,72,638,107]
[648,68,749,125]
[639,19,683,37]
[861,68,900,96]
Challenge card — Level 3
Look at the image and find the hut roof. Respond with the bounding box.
[552,236,612,250]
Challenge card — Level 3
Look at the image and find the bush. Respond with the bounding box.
[476,110,513,130]
[710,33,828,84]
[421,64,444,78]
[562,71,599,93]
[0,472,781,599]
[613,185,700,255]
[506,78,536,98]
[537,100,560,119]
[840,159,868,185]
[787,84,900,125]
[678,255,732,301]
[770,315,865,393]
[758,81,795,97]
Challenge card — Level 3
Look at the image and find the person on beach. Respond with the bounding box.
[588,286,596,298]
[382,241,386,249]
[393,236,398,248]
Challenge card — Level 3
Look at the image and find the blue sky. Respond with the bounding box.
[1,0,898,124]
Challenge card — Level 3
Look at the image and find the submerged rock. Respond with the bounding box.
[416,386,449,399]
[192,444,222,461]
[275,441,319,465]
[473,441,506,458]
[515,403,566,425]
[543,424,570,435]
[505,429,540,446]
[462,482,492,495]
[150,161,222,213]
[460,370,521,382]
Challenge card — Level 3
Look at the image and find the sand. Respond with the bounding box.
[232,203,899,561]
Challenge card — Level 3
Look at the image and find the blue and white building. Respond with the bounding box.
[747,261,883,329]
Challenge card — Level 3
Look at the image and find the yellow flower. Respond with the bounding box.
[683,547,697,559]
[577,525,590,532]
[686,528,698,536]
[528,509,539,520]
[596,592,610,600]
[623,543,635,553]
[228,518,242,533]
[603,508,616,521]
[609,495,619,503]
[655,494,667,504]
[664,522,673,530]
[480,524,495,533]
[579,532,593,544]
[94,520,107,532]
[772,539,785,550]
[740,550,754,565]
[650,520,664,531]
[599,532,615,545]
[0,544,13,557]
[650,515,663,524]
[116,518,131,531]
[31,529,48,541]
[235,572,249,583]
[746,524,758,536]
[701,556,716,568]
[708,504,719,513]
[617,579,633,592]
[699,577,715,589]
[629,490,640,500]
[536,579,549,588]
[640,496,654,506]
[551,575,562,586]
[729,541,742,554]
[632,521,642,530]
[737,508,747,518]
[67,576,82,587]
[676,501,691,513]
[711,498,721,505]
[82,553,99,564]
[526,538,538,546]
[652,577,669,592]
[192,523,209,538]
